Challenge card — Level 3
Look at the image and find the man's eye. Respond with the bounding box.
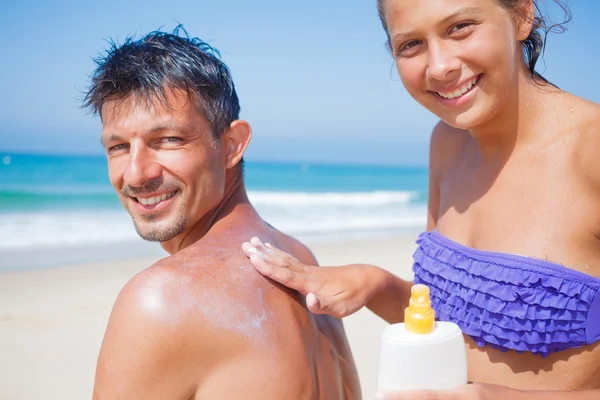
[108,143,129,153]
[161,137,182,144]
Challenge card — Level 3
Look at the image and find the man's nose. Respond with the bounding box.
[426,41,461,81]
[123,146,162,188]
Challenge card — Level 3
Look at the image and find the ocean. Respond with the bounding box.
[0,153,428,270]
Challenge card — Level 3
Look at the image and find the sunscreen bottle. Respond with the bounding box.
[376,284,468,392]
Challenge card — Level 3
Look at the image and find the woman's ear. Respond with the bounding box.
[222,120,252,169]
[515,0,536,41]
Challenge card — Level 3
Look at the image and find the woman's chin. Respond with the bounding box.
[436,107,490,132]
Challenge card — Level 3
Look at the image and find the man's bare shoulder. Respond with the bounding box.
[115,257,211,328]
[106,255,236,355]
[105,243,271,348]
[93,258,227,399]
[134,246,270,325]
[100,234,357,398]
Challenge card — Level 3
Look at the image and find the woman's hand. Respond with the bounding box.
[241,237,386,319]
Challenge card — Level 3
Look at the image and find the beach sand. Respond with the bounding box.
[0,235,418,399]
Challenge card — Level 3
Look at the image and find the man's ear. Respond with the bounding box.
[515,0,535,41]
[222,120,252,169]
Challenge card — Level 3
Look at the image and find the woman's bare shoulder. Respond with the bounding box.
[429,120,471,174]
[568,94,600,189]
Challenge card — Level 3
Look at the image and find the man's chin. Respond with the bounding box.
[132,219,185,243]
[138,234,167,243]
[135,229,178,243]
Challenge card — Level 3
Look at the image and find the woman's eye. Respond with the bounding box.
[398,40,422,56]
[450,22,472,33]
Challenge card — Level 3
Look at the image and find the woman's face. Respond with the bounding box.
[384,0,531,130]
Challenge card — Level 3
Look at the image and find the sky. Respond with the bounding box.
[0,0,598,165]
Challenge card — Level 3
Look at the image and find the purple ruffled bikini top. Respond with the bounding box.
[412,230,600,357]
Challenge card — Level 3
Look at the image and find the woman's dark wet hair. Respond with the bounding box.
[376,0,571,85]
[82,25,240,140]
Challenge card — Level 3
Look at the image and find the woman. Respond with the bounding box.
[242,0,600,399]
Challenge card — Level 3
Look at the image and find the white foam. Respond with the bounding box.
[248,190,417,207]
[0,210,139,249]
[0,190,426,251]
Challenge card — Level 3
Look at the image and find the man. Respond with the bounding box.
[83,27,361,399]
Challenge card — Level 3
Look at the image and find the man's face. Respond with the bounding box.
[100,89,227,244]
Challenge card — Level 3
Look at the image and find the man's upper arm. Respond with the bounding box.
[93,270,208,400]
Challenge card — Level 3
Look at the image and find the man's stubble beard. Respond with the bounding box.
[130,199,188,242]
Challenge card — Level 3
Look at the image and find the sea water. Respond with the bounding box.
[0,153,428,270]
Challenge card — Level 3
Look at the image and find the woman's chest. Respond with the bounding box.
[436,161,600,274]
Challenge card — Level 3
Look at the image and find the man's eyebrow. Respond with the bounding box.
[391,7,483,42]
[100,134,122,147]
[147,124,183,134]
[100,124,188,146]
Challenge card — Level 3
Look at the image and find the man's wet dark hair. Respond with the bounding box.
[83,25,240,140]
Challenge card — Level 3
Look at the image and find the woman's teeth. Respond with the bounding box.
[437,76,479,99]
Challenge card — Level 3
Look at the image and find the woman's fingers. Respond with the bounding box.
[308,292,350,319]
[241,241,258,257]
[249,253,292,282]
[242,239,362,319]
[262,241,305,272]
[243,237,306,272]
[242,238,310,294]
[306,293,323,313]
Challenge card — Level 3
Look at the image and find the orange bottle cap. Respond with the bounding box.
[404,284,435,334]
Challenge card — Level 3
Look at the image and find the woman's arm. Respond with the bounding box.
[365,271,413,323]
[376,383,600,400]
[241,123,450,321]
[367,121,446,323]
[242,236,412,320]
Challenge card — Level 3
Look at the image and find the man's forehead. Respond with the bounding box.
[99,91,210,143]
[101,93,170,122]
[104,85,201,114]
[100,111,184,140]
[103,90,193,124]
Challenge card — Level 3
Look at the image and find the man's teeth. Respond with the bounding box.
[437,76,479,99]
[136,191,176,206]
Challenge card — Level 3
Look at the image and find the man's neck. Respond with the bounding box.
[160,168,253,255]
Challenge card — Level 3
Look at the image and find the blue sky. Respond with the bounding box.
[0,0,598,165]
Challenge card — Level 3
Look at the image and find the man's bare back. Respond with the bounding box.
[86,28,360,399]
[95,204,361,399]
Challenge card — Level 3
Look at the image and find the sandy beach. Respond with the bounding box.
[0,234,418,399]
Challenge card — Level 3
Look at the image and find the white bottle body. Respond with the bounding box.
[376,321,468,392]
